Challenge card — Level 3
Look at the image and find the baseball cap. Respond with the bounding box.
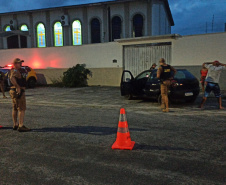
[13,58,24,64]
[214,60,220,64]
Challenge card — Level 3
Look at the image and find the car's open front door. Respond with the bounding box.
[120,70,134,96]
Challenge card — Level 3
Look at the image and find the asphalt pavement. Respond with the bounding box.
[0,87,225,185]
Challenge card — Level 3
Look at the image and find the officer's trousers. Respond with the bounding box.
[161,80,171,109]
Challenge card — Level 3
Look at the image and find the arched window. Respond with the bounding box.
[72,20,82,46]
[91,18,101,43]
[37,23,46,47]
[5,26,11,32]
[20,25,29,31]
[133,14,144,37]
[54,22,63,47]
[112,16,122,41]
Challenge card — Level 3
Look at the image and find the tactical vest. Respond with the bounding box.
[10,69,27,87]
[160,65,172,81]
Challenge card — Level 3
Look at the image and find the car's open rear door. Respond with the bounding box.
[120,70,134,96]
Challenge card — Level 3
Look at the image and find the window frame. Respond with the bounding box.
[53,21,64,47]
[132,13,144,38]
[72,20,82,46]
[36,23,46,48]
[90,17,101,44]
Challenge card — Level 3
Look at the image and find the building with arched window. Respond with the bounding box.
[112,16,122,41]
[20,24,29,31]
[0,0,174,49]
[72,20,82,45]
[37,23,46,47]
[54,22,63,47]
[91,18,101,43]
[133,14,144,37]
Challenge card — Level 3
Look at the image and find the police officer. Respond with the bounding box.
[150,63,157,71]
[9,58,31,132]
[157,58,177,112]
[0,71,7,98]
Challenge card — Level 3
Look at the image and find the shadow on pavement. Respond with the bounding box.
[134,144,199,152]
[0,127,12,130]
[32,126,147,136]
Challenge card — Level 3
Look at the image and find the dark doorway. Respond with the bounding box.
[7,35,27,49]
[20,35,27,48]
[91,18,101,43]
[133,14,144,37]
[112,16,122,41]
[7,35,19,49]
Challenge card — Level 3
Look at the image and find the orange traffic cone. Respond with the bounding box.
[112,108,135,150]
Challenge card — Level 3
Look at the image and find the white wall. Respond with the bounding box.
[172,33,226,66]
[0,42,123,69]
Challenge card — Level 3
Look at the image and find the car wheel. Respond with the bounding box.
[27,78,36,88]
[125,94,133,100]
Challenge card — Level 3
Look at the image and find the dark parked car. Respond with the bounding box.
[120,69,200,103]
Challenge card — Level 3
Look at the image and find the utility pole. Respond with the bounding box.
[212,14,214,32]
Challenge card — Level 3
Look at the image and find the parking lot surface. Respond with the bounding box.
[0,87,225,185]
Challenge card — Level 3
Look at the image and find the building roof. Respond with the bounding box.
[0,0,174,26]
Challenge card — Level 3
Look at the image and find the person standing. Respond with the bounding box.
[0,71,7,98]
[150,63,157,71]
[200,65,208,92]
[200,61,226,110]
[157,58,177,112]
[9,58,31,131]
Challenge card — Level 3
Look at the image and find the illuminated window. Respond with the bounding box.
[72,20,82,45]
[5,26,11,32]
[54,22,63,47]
[37,23,46,48]
[20,25,29,31]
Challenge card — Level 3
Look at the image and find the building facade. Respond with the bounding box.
[0,0,174,49]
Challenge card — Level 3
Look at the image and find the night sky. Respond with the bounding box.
[0,0,226,35]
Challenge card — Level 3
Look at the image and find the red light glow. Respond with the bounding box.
[32,61,42,68]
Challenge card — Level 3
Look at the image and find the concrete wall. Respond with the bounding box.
[0,42,122,69]
[35,67,123,87]
[0,42,123,86]
[172,33,226,66]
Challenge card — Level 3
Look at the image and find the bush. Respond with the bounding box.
[62,64,92,87]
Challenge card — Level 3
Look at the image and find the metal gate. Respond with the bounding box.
[123,42,172,76]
